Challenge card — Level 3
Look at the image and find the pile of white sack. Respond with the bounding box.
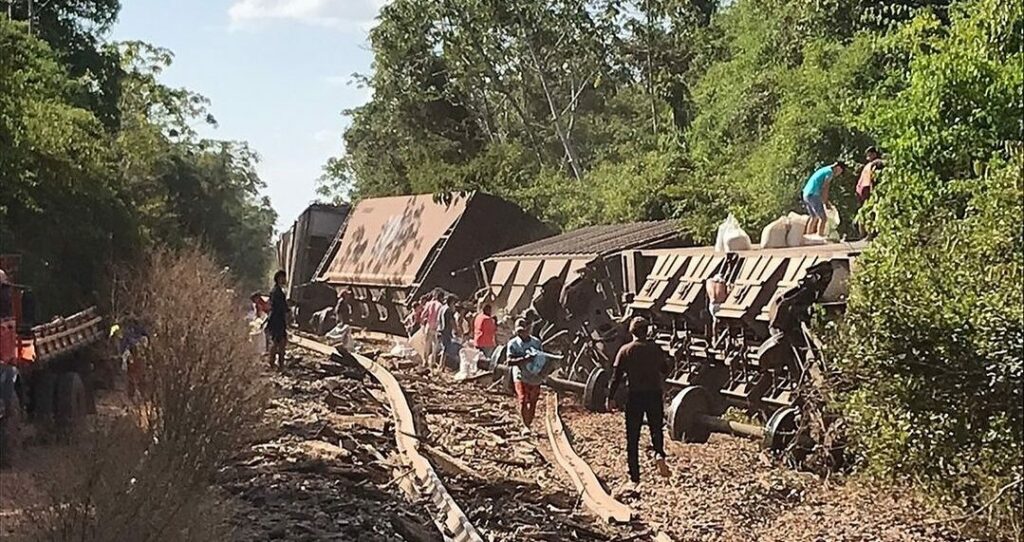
[454,343,489,381]
[716,208,842,253]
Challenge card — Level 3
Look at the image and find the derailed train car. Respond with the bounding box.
[625,241,865,454]
[318,192,551,336]
[276,203,350,326]
[484,230,864,455]
[482,221,687,404]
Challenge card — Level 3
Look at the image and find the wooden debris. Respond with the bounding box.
[422,444,485,480]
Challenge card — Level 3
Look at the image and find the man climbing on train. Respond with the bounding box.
[505,318,547,432]
[607,316,671,489]
[855,146,885,239]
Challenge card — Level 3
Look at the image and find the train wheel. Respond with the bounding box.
[668,386,712,443]
[763,407,799,452]
[582,368,610,412]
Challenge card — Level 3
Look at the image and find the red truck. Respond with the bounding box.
[0,255,106,466]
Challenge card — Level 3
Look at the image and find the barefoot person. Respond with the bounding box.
[802,161,847,237]
[266,270,289,370]
[855,147,885,238]
[607,316,671,487]
[505,319,546,431]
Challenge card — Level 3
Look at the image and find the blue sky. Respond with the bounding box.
[111,0,384,232]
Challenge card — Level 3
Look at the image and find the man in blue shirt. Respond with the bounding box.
[802,161,847,237]
[505,318,547,431]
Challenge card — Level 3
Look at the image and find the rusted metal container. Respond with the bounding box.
[318,192,551,336]
[276,203,350,297]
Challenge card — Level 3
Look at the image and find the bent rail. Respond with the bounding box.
[291,334,483,542]
[544,393,634,523]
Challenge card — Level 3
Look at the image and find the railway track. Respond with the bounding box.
[270,332,967,542]
[226,329,969,542]
[291,333,675,541]
[291,334,482,542]
[218,343,438,541]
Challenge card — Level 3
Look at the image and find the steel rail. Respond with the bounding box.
[291,334,483,542]
[543,393,634,524]
[544,394,678,541]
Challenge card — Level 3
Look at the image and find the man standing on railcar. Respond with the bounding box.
[607,316,671,487]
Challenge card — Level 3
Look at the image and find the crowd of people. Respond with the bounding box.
[400,286,673,488]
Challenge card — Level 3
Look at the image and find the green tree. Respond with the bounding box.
[0,17,133,314]
[2,16,276,312]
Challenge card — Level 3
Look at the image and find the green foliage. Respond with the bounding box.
[837,0,1023,536]
[1,16,276,313]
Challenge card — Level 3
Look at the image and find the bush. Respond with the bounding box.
[837,156,1023,538]
[835,1,1023,534]
[28,248,268,541]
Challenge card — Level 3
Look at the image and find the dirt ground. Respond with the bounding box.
[560,400,977,542]
[0,388,135,539]
[1,342,981,542]
[216,347,439,541]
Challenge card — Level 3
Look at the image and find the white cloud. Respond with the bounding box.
[228,0,387,30]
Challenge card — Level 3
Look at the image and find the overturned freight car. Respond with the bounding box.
[483,220,687,393]
[276,203,350,326]
[626,241,864,454]
[317,192,551,336]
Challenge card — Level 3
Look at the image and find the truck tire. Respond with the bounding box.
[0,394,23,468]
[56,372,88,439]
[32,371,57,425]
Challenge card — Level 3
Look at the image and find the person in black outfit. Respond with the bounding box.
[266,270,289,370]
[607,316,671,486]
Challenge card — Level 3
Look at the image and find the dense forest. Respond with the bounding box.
[1,2,276,316]
[320,0,1023,537]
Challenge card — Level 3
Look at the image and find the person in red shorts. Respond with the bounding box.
[505,318,547,432]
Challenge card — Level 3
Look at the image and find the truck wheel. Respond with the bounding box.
[56,372,88,438]
[0,394,23,468]
[32,371,57,425]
